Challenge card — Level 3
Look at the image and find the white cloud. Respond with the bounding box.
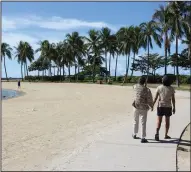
[2,15,117,32]
[2,17,17,30]
[2,31,38,47]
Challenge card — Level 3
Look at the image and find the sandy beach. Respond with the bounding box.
[2,82,190,171]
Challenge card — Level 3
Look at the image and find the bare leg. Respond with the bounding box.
[165,116,170,137]
[156,116,163,134]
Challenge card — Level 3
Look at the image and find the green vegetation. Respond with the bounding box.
[1,2,191,88]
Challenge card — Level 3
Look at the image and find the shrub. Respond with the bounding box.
[116,76,123,82]
[77,75,85,82]
[130,76,139,83]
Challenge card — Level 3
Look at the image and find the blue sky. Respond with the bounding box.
[2,2,189,78]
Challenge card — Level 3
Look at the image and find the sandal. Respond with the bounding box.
[132,134,138,139]
[164,135,171,139]
[141,138,148,143]
[155,134,159,141]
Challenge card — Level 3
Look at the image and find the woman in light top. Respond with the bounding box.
[153,75,176,141]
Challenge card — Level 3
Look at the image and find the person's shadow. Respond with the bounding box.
[146,138,191,147]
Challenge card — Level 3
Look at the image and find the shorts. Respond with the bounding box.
[157,107,172,117]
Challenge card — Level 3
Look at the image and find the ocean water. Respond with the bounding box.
[2,89,18,100]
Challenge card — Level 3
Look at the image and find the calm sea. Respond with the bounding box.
[2,89,19,100]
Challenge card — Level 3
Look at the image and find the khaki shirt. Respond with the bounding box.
[133,84,153,110]
[156,85,175,107]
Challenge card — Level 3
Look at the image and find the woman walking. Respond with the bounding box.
[132,76,153,143]
[153,75,176,141]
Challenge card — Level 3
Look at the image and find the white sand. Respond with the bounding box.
[2,82,190,171]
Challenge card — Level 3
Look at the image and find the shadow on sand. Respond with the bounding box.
[146,138,191,147]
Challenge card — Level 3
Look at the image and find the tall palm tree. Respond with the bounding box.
[86,29,102,82]
[129,26,143,81]
[140,21,162,84]
[22,42,34,76]
[99,27,111,81]
[36,40,55,76]
[15,42,24,80]
[168,1,186,87]
[114,37,121,81]
[63,41,74,82]
[1,43,12,81]
[66,32,85,82]
[116,26,133,84]
[182,2,191,60]
[108,34,117,77]
[15,41,34,80]
[153,5,172,75]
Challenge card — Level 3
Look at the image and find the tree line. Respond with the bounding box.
[1,2,190,86]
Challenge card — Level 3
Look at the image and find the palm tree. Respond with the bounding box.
[99,27,111,81]
[129,26,143,81]
[114,37,121,81]
[36,40,55,76]
[108,34,117,78]
[182,2,191,60]
[15,42,24,80]
[140,21,162,84]
[63,41,74,82]
[1,43,12,81]
[23,42,34,76]
[153,5,172,75]
[168,1,186,87]
[85,29,102,82]
[15,41,34,80]
[66,32,85,82]
[116,26,133,84]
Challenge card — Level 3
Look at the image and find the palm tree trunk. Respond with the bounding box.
[3,56,8,81]
[25,63,27,77]
[62,65,65,81]
[114,53,118,81]
[105,51,108,82]
[126,53,130,83]
[175,36,179,87]
[26,61,29,76]
[122,54,128,85]
[57,67,59,76]
[21,63,23,81]
[77,57,79,82]
[23,63,26,79]
[129,52,136,82]
[146,39,150,86]
[164,32,168,75]
[60,66,62,81]
[75,64,77,82]
[68,64,71,82]
[42,70,44,80]
[109,53,111,77]
[49,60,52,76]
[92,55,96,83]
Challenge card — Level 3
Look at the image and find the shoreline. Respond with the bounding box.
[2,89,25,100]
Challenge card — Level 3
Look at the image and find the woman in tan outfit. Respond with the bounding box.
[153,75,176,141]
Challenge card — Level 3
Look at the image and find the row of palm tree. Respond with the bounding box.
[1,1,190,86]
